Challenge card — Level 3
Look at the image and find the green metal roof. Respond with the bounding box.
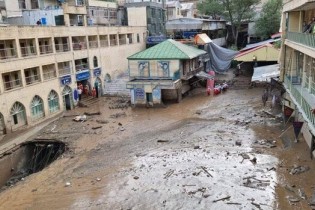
[128,39,207,60]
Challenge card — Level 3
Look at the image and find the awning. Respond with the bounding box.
[166,18,203,30]
[252,64,280,82]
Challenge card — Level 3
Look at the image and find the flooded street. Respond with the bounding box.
[0,88,314,209]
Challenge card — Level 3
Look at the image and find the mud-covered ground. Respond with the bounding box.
[0,87,314,210]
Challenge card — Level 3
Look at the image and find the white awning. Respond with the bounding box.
[252,64,279,82]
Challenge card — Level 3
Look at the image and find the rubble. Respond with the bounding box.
[289,165,310,175]
[73,115,87,122]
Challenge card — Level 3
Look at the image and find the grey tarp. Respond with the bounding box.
[205,42,239,74]
[252,64,279,82]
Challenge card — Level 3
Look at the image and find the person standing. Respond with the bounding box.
[94,80,99,98]
[92,87,96,98]
[36,19,41,26]
[77,86,82,101]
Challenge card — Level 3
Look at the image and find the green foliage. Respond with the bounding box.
[273,40,281,49]
[197,0,224,17]
[255,0,283,39]
[197,0,260,46]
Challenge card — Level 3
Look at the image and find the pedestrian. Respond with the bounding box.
[79,83,83,91]
[84,85,89,96]
[36,19,41,26]
[308,17,315,33]
[302,21,310,33]
[92,87,96,97]
[77,86,82,101]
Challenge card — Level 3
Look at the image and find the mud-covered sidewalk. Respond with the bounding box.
[0,88,314,210]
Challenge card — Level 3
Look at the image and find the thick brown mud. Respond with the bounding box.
[0,88,313,210]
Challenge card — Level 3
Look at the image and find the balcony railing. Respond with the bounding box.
[100,40,109,47]
[284,76,315,128]
[39,45,53,55]
[72,42,87,50]
[110,39,117,46]
[119,38,127,45]
[43,69,57,80]
[89,41,98,48]
[55,43,70,52]
[0,48,17,60]
[4,79,22,91]
[58,67,72,76]
[25,75,40,85]
[75,63,89,71]
[21,46,37,57]
[286,31,315,49]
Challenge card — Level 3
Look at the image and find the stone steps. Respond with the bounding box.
[79,96,100,107]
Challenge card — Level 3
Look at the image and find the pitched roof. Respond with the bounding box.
[128,39,207,60]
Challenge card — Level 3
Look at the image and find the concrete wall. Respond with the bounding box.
[4,0,22,18]
[89,0,117,8]
[127,7,147,27]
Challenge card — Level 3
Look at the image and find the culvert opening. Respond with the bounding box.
[0,140,66,190]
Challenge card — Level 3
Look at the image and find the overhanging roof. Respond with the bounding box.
[252,64,279,82]
[166,18,203,30]
[128,39,207,60]
[240,38,281,52]
[235,44,279,62]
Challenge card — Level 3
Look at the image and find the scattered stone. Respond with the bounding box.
[92,126,102,130]
[195,110,202,115]
[96,178,101,181]
[118,122,122,126]
[31,188,37,192]
[157,140,169,143]
[120,127,125,131]
[213,195,231,203]
[298,188,307,200]
[250,157,257,164]
[133,176,139,180]
[65,182,71,187]
[194,146,200,149]
[235,141,242,146]
[288,196,300,203]
[84,112,101,116]
[289,165,310,175]
[96,120,109,124]
[73,115,87,122]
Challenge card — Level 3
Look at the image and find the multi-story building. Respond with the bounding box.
[0,1,146,138]
[279,0,315,155]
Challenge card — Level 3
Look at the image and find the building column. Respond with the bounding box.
[177,88,182,103]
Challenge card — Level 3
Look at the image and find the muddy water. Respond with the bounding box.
[0,88,313,209]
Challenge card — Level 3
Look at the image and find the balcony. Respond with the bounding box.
[3,79,22,91]
[0,48,17,60]
[58,66,72,76]
[39,45,53,55]
[55,43,70,52]
[89,41,98,49]
[21,46,37,57]
[286,31,315,49]
[284,76,315,128]
[72,42,87,50]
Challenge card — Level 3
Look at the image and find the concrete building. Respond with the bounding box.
[0,24,146,137]
[126,39,207,106]
[279,0,315,156]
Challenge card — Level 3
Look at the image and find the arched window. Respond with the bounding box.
[31,95,44,119]
[93,56,98,68]
[62,85,73,110]
[10,102,26,127]
[0,112,6,135]
[48,90,60,113]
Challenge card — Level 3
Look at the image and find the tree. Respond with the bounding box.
[255,0,283,39]
[197,0,260,47]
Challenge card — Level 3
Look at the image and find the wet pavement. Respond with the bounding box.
[0,87,314,210]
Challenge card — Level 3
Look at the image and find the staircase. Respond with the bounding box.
[104,77,130,96]
[79,95,100,107]
[229,75,252,89]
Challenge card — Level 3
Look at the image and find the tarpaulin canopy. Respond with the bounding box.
[204,41,239,74]
[252,64,280,82]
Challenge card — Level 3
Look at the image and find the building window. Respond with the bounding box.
[18,0,26,9]
[137,34,140,43]
[93,56,98,68]
[48,90,60,113]
[24,67,40,85]
[10,102,26,126]
[2,71,22,91]
[31,95,44,120]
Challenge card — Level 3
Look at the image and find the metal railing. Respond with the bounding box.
[0,48,17,60]
[284,76,315,127]
[58,67,72,76]
[25,75,40,85]
[75,63,89,71]
[100,40,109,47]
[110,39,117,46]
[43,69,57,80]
[39,45,53,55]
[55,43,70,52]
[89,41,98,48]
[21,46,36,57]
[286,31,315,49]
[72,42,87,50]
[4,79,22,91]
[119,38,127,45]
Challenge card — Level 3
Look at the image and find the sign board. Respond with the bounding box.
[147,36,167,44]
[135,88,145,100]
[76,70,90,81]
[60,75,72,85]
[93,67,102,77]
